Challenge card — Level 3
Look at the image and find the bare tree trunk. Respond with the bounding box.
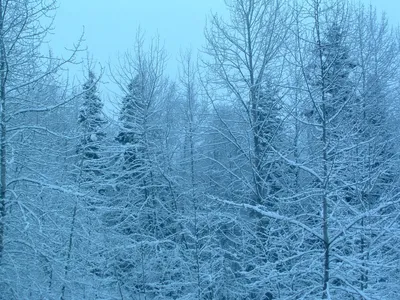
[0,0,7,263]
[314,2,330,296]
[60,202,78,300]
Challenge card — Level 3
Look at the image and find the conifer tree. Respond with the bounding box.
[116,74,146,180]
[78,71,107,173]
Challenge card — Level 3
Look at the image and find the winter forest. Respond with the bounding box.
[1,0,400,299]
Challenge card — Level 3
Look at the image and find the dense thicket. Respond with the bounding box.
[0,0,400,299]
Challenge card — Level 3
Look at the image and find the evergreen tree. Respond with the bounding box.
[69,70,109,297]
[78,71,107,178]
[253,83,283,208]
[306,22,356,127]
[116,74,146,180]
[111,35,186,297]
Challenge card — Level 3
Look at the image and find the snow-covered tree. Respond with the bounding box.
[107,31,187,299]
[203,0,291,297]
[116,74,147,182]
[0,0,81,297]
[78,71,106,161]
[283,1,400,298]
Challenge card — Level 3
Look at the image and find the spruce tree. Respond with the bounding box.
[78,71,107,180]
[253,83,283,208]
[116,74,146,180]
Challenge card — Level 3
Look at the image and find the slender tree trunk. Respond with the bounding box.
[314,2,330,296]
[0,0,7,263]
[140,242,147,300]
[61,202,78,300]
[322,145,330,299]
[189,92,201,299]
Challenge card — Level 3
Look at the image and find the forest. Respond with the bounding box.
[0,0,400,299]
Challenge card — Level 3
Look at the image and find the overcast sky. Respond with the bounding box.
[52,0,225,78]
[51,0,400,93]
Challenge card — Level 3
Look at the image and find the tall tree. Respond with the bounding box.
[204,0,290,208]
[346,5,400,297]
[78,71,106,162]
[78,70,107,193]
[110,31,186,299]
[285,0,400,298]
[0,0,80,297]
[203,0,291,297]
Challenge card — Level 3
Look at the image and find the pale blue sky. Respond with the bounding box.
[52,0,225,76]
[50,0,400,94]
[368,0,400,21]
